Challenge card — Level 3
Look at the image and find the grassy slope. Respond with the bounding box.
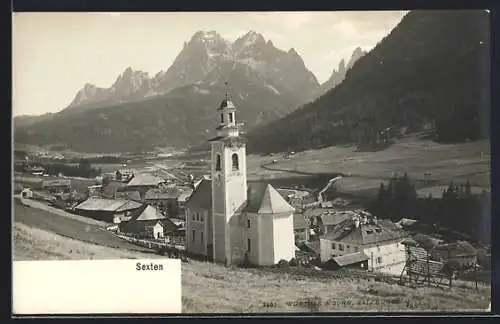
[14,222,490,313]
[245,137,490,193]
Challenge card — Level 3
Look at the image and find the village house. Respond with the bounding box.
[144,187,181,216]
[324,252,370,271]
[126,173,166,198]
[114,190,142,202]
[42,179,72,193]
[319,212,408,275]
[184,178,212,256]
[312,210,353,235]
[26,165,46,175]
[185,87,296,266]
[74,197,143,223]
[92,179,127,199]
[404,236,478,270]
[21,188,33,199]
[115,169,134,182]
[431,241,477,268]
[118,205,178,240]
[177,189,193,217]
[293,213,310,243]
[87,185,103,197]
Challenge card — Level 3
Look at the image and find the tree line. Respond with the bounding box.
[368,173,491,245]
[41,160,102,178]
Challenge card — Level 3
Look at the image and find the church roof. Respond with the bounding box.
[245,183,295,214]
[185,178,212,210]
[218,99,236,110]
[185,179,294,215]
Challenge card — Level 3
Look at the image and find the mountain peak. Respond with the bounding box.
[347,47,367,70]
[190,30,223,43]
[242,30,266,43]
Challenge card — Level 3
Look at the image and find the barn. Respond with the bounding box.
[74,197,143,223]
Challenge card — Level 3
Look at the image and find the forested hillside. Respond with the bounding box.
[246,10,490,154]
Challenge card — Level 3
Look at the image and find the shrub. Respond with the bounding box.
[277,259,289,268]
[289,258,297,267]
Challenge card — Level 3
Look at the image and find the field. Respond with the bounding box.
[14,201,158,255]
[13,220,490,313]
[13,222,161,261]
[245,137,490,194]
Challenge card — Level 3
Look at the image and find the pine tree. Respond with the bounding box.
[378,182,387,203]
[465,180,472,197]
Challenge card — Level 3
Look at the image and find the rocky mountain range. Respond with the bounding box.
[15,30,342,153]
[65,30,321,113]
[320,47,367,95]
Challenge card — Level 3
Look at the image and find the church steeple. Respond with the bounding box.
[209,82,248,266]
[217,82,239,138]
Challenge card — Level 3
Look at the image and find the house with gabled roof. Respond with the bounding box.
[118,205,178,240]
[320,212,408,275]
[293,213,310,243]
[185,86,296,267]
[74,197,143,223]
[144,187,182,216]
[126,173,166,198]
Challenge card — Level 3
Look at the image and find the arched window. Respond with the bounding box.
[229,112,234,123]
[215,154,221,171]
[232,153,239,171]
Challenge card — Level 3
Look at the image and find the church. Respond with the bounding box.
[185,85,296,267]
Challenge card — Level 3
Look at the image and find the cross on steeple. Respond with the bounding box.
[224,81,231,101]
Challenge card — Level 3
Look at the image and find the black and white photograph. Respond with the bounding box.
[12,10,491,313]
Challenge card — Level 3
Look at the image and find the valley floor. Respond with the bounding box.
[246,137,490,194]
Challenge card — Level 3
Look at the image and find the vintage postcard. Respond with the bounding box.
[12,10,491,314]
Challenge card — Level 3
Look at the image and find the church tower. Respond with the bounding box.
[209,83,247,266]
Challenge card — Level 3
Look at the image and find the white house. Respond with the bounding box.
[185,86,296,266]
[118,205,178,240]
[320,213,408,275]
[21,188,33,199]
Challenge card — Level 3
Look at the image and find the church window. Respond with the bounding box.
[247,238,251,252]
[200,212,204,222]
[247,219,251,228]
[232,153,239,171]
[216,154,221,171]
[192,230,196,242]
[339,244,344,251]
[200,231,204,244]
[229,112,234,123]
[220,113,224,124]
[331,243,336,250]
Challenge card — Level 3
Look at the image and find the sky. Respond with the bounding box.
[12,11,407,116]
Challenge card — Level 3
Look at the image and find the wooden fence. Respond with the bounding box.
[113,233,185,251]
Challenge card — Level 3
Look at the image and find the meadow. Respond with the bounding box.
[245,137,490,194]
[13,220,491,313]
